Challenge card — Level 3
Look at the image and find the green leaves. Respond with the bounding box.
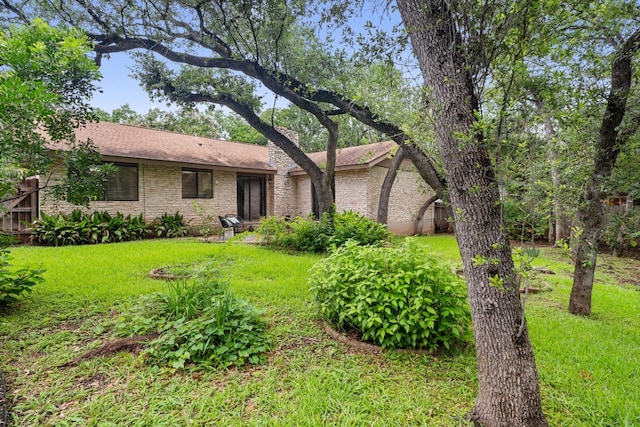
[32,210,150,246]
[0,246,43,306]
[0,19,102,201]
[118,275,271,370]
[257,210,391,253]
[308,239,471,350]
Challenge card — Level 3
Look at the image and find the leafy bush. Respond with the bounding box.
[117,275,270,369]
[0,233,18,247]
[0,246,43,306]
[255,215,290,247]
[32,210,149,245]
[330,210,390,248]
[601,208,640,254]
[308,240,470,350]
[153,211,188,238]
[257,209,390,253]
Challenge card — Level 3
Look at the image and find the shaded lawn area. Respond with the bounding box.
[0,236,638,426]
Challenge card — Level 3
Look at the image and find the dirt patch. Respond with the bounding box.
[321,322,436,355]
[59,334,158,368]
[149,267,190,280]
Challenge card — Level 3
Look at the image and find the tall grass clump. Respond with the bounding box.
[117,273,270,369]
[308,239,471,350]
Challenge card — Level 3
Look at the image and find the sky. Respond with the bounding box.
[91,53,159,114]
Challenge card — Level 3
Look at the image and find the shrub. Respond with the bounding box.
[330,210,390,248]
[257,209,390,253]
[117,275,270,369]
[0,233,17,247]
[32,210,150,246]
[502,198,549,241]
[0,246,43,307]
[153,211,188,238]
[256,215,290,247]
[308,239,470,350]
[286,214,333,253]
[601,208,640,254]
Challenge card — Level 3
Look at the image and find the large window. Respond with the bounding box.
[182,168,213,199]
[101,163,138,201]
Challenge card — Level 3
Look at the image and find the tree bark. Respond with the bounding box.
[377,145,406,224]
[396,1,547,425]
[569,30,640,316]
[414,194,438,235]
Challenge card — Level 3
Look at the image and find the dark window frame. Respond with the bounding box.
[182,168,213,199]
[99,162,139,201]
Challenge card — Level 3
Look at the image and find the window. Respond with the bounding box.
[182,169,213,199]
[100,163,138,201]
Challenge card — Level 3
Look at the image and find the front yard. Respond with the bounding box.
[1,236,638,426]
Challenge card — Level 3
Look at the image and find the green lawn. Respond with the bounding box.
[1,236,639,426]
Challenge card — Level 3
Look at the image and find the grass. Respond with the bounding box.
[1,236,639,426]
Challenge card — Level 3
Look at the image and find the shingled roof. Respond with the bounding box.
[289,140,397,175]
[51,121,275,173]
[48,122,399,175]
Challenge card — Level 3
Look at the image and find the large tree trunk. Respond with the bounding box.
[397,1,547,425]
[377,145,406,224]
[569,30,640,316]
[414,194,438,235]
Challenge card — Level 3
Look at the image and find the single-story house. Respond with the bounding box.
[7,122,438,236]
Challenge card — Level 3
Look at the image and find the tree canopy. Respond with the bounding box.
[0,19,109,205]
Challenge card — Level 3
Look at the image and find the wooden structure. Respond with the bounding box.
[1,178,39,243]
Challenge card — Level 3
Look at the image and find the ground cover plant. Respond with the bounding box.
[31,210,187,246]
[257,209,391,253]
[309,239,470,350]
[117,274,271,369]
[0,236,638,425]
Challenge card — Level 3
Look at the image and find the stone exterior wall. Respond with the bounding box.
[268,128,298,217]
[40,162,238,229]
[335,169,372,216]
[289,162,436,235]
[385,163,435,235]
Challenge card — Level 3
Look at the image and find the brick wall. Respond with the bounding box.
[289,162,436,235]
[41,162,238,229]
[268,128,299,217]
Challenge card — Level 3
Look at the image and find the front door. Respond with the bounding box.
[237,175,266,221]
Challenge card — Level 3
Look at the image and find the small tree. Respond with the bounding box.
[0,19,109,205]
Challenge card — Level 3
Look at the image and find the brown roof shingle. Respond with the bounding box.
[289,140,397,175]
[51,121,275,173]
[49,122,398,175]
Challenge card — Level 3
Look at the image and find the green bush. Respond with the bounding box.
[308,240,470,350]
[257,209,390,253]
[117,275,270,369]
[601,208,640,253]
[0,246,43,306]
[255,216,290,247]
[286,214,333,253]
[32,210,149,246]
[330,210,390,248]
[153,211,188,238]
